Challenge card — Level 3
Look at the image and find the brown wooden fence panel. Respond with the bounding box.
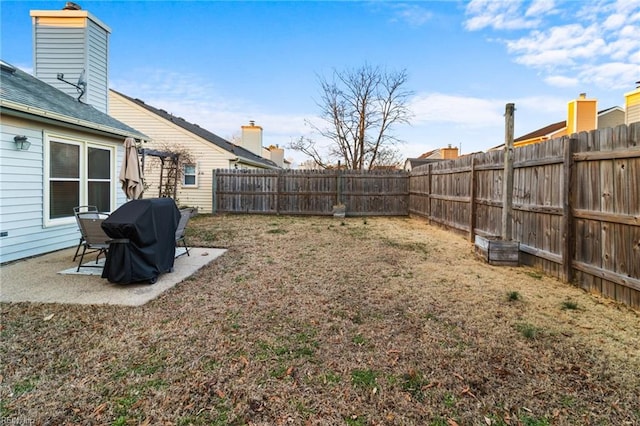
[512,137,565,279]
[341,170,409,216]
[407,122,640,309]
[279,169,338,215]
[214,169,408,216]
[213,123,639,308]
[213,169,279,214]
[571,124,640,308]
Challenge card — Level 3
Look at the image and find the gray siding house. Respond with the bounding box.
[0,3,147,264]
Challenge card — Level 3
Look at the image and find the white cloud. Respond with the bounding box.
[578,62,640,89]
[409,93,505,127]
[514,95,569,114]
[389,3,433,27]
[468,0,640,90]
[506,24,605,65]
[464,0,553,30]
[602,13,627,30]
[544,75,579,87]
[111,67,317,153]
[525,0,556,17]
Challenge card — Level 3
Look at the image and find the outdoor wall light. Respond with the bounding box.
[14,135,31,151]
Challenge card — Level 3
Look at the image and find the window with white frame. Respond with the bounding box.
[183,163,197,187]
[45,135,114,225]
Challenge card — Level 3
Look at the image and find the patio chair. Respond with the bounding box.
[73,205,99,261]
[175,208,193,257]
[76,211,111,271]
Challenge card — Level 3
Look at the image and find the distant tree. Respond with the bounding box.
[291,64,412,170]
[228,132,242,146]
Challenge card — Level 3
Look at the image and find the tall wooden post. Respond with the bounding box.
[562,137,576,282]
[212,169,217,214]
[427,164,432,221]
[469,156,477,242]
[502,103,515,240]
[336,160,342,206]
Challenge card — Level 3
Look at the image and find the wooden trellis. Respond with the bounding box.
[140,148,180,199]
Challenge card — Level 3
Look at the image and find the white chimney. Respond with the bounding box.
[31,3,111,113]
[269,145,284,168]
[241,121,263,157]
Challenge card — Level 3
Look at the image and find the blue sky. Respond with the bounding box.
[2,0,639,166]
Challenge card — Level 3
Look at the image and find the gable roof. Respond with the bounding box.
[418,149,439,159]
[111,89,278,169]
[404,158,442,169]
[514,106,625,143]
[490,106,624,151]
[0,60,147,140]
[514,119,566,142]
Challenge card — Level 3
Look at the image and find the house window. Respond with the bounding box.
[46,135,114,225]
[183,164,197,186]
[49,141,80,219]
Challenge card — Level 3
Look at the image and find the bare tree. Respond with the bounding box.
[291,64,412,170]
[141,143,195,200]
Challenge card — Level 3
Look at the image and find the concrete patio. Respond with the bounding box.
[0,246,226,306]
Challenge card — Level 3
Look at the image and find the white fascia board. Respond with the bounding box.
[0,99,147,141]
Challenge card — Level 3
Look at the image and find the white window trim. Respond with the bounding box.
[182,162,198,188]
[43,132,116,227]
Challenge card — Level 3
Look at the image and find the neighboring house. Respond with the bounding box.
[404,145,459,171]
[263,145,291,169]
[109,91,279,213]
[21,3,279,216]
[0,60,147,264]
[626,84,640,124]
[493,91,637,151]
[0,5,148,264]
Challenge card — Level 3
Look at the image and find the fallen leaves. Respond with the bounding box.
[2,215,640,424]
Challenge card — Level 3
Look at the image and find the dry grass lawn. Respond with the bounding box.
[1,214,639,426]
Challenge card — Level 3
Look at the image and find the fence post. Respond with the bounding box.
[562,137,576,283]
[427,164,432,221]
[502,103,515,240]
[276,170,281,214]
[336,167,342,206]
[212,169,217,214]
[469,157,477,242]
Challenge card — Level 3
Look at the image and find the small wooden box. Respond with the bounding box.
[474,235,520,266]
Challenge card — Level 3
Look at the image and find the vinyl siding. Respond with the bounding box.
[0,115,126,263]
[597,109,625,130]
[567,99,596,134]
[109,91,237,213]
[33,15,110,113]
[626,90,640,125]
[33,25,87,100]
[86,19,109,113]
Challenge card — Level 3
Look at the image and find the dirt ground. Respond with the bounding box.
[1,214,639,426]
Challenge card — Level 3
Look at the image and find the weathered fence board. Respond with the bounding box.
[212,123,639,309]
[408,123,640,309]
[213,169,409,216]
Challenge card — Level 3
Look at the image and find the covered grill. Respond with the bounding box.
[101,198,180,284]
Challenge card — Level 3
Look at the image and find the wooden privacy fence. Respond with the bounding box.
[211,123,639,309]
[410,123,640,309]
[213,169,409,216]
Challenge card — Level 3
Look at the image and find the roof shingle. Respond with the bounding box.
[0,60,146,139]
[111,90,278,169]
